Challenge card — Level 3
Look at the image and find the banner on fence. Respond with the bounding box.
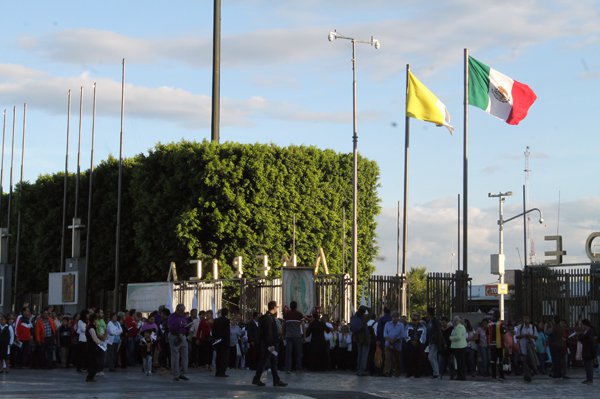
[127,282,171,312]
[48,272,79,305]
[282,267,315,315]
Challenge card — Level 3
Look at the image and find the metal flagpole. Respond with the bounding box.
[0,110,6,227]
[462,48,469,275]
[85,82,97,307]
[75,86,83,220]
[401,64,410,315]
[6,106,15,241]
[114,59,125,311]
[60,90,71,272]
[13,103,26,308]
[211,0,221,143]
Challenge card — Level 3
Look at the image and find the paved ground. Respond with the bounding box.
[0,367,597,398]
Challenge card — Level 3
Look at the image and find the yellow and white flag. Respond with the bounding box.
[406,71,453,134]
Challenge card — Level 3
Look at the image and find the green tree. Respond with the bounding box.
[408,266,428,316]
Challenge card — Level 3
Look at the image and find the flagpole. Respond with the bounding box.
[85,82,97,307]
[462,48,469,275]
[6,106,15,245]
[114,59,125,311]
[0,110,6,227]
[74,86,83,223]
[401,63,410,316]
[13,103,26,308]
[60,90,71,272]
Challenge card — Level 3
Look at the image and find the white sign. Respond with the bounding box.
[48,272,79,305]
[126,282,171,312]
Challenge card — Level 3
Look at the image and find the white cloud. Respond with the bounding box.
[374,195,600,284]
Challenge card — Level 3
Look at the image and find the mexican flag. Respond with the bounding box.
[468,56,537,125]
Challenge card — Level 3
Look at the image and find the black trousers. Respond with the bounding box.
[254,345,281,383]
[490,346,504,379]
[215,344,229,376]
[86,344,101,381]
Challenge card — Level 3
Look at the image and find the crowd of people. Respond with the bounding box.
[0,302,598,386]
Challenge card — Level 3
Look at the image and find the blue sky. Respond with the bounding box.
[1,0,599,283]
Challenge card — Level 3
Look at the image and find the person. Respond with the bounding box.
[168,304,190,381]
[57,316,71,368]
[515,315,538,382]
[425,307,443,379]
[76,310,89,372]
[579,319,596,384]
[464,319,478,377]
[158,308,171,370]
[123,309,139,367]
[350,305,371,376]
[404,312,427,378]
[306,312,328,371]
[245,312,260,370]
[34,308,57,369]
[14,307,33,368]
[545,315,565,379]
[0,314,14,372]
[383,311,404,377]
[212,307,230,377]
[140,330,155,376]
[488,310,506,380]
[252,300,287,387]
[106,312,122,372]
[476,318,490,376]
[449,316,467,380]
[196,310,213,371]
[439,316,454,379]
[283,301,304,374]
[85,313,103,382]
[228,314,244,369]
[534,321,548,375]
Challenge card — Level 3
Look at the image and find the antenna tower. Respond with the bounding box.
[524,146,536,264]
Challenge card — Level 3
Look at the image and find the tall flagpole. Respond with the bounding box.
[60,90,71,272]
[0,110,6,227]
[211,0,221,143]
[13,103,26,308]
[85,82,97,307]
[7,106,16,243]
[401,64,410,315]
[114,59,125,311]
[74,86,83,220]
[462,48,469,275]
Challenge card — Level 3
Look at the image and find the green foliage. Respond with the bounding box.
[11,140,381,296]
[408,266,428,316]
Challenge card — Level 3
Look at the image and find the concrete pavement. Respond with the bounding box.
[0,366,597,398]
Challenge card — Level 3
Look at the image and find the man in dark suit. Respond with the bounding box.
[252,301,287,387]
[245,312,260,370]
[212,308,230,377]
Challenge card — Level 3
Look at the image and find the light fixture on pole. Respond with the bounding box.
[328,29,380,310]
[489,191,543,321]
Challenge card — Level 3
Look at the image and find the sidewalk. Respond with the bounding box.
[0,367,597,398]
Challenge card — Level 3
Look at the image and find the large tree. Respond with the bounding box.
[10,141,381,302]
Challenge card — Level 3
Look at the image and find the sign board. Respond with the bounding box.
[484,284,514,297]
[497,283,509,295]
[126,282,171,313]
[48,272,79,305]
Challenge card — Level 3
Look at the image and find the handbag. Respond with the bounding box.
[374,345,383,368]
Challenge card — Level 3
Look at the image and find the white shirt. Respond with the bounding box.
[77,320,87,342]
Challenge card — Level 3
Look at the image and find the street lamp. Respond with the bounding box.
[328,30,380,310]
[489,191,543,321]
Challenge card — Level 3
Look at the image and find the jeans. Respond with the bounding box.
[143,355,153,374]
[584,359,594,382]
[477,345,490,376]
[106,343,119,371]
[356,344,369,374]
[169,333,189,378]
[428,344,439,377]
[126,336,137,366]
[285,337,303,372]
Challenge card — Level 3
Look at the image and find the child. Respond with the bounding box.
[140,330,154,375]
[0,314,14,372]
[58,316,72,368]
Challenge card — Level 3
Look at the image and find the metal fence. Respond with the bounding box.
[522,265,600,328]
[367,275,407,317]
[426,271,471,317]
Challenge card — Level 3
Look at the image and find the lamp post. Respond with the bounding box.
[489,191,543,321]
[328,30,380,310]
